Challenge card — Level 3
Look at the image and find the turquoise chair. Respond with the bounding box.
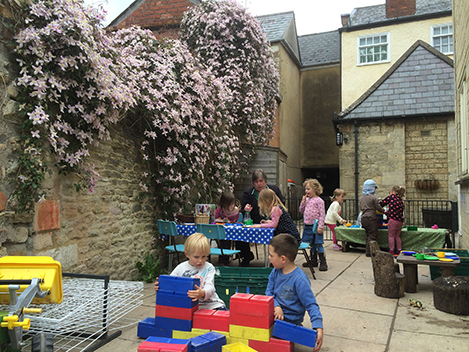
[158,219,185,272]
[298,219,318,279]
[196,223,241,264]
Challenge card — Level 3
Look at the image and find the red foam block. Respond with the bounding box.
[249,337,294,352]
[155,305,198,320]
[230,311,273,329]
[230,293,274,316]
[192,309,230,332]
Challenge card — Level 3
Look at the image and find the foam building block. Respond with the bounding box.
[155,316,192,332]
[138,336,191,352]
[138,317,172,339]
[193,310,230,332]
[222,342,257,352]
[191,331,227,352]
[229,325,273,343]
[156,304,199,320]
[229,312,273,330]
[230,294,274,317]
[272,320,317,348]
[249,337,294,352]
[156,291,198,309]
[159,275,201,293]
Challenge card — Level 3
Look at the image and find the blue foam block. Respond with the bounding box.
[156,290,198,308]
[159,275,201,293]
[155,316,192,332]
[191,332,226,352]
[146,336,191,346]
[272,320,317,348]
[137,317,172,338]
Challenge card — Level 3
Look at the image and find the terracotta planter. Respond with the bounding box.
[414,179,439,190]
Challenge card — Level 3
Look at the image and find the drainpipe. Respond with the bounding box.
[354,120,359,218]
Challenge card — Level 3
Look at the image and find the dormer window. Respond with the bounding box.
[432,24,453,55]
[357,33,390,65]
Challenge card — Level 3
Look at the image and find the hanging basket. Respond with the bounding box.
[414,179,439,190]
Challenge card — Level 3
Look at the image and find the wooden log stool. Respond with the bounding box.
[370,241,405,298]
[433,276,469,315]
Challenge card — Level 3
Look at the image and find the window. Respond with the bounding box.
[432,24,453,54]
[357,33,389,65]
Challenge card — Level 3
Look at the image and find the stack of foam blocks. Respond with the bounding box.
[137,275,317,352]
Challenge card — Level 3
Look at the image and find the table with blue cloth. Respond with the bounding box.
[177,224,274,266]
[334,227,446,252]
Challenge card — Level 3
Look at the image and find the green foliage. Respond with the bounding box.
[136,253,166,283]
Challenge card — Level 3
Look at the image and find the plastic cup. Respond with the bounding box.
[416,253,425,260]
[437,251,446,258]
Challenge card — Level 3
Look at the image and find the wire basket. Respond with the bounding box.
[195,214,210,224]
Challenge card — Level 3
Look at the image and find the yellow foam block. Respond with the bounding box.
[173,330,200,339]
[223,342,257,352]
[226,336,249,345]
[192,328,210,335]
[229,325,273,342]
[0,256,62,304]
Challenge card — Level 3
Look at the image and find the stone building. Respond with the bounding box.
[0,1,156,280]
[453,0,469,249]
[335,0,455,204]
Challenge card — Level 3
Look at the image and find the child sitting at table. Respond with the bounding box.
[214,191,240,223]
[266,234,323,352]
[251,189,301,244]
[154,232,226,310]
[214,191,240,265]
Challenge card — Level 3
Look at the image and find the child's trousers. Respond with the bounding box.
[361,215,378,256]
[387,218,403,253]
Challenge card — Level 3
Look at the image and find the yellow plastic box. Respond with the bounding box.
[0,256,63,304]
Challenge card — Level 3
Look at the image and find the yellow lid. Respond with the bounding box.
[0,256,63,304]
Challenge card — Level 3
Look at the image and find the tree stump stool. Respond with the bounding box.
[370,241,405,298]
[433,276,469,315]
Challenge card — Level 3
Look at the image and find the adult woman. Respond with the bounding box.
[239,169,285,266]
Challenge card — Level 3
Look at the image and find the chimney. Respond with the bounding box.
[386,0,416,19]
[341,14,350,27]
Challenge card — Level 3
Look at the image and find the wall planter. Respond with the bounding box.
[414,179,439,190]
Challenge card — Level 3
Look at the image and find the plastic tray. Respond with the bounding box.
[215,267,271,308]
[0,256,63,304]
[429,248,469,280]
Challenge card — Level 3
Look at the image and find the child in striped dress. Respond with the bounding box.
[299,179,327,271]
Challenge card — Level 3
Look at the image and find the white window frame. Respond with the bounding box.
[357,32,390,66]
[431,23,453,55]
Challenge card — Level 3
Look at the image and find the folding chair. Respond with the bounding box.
[298,219,318,280]
[196,223,241,264]
[158,219,185,272]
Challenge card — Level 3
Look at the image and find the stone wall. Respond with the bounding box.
[0,1,159,280]
[339,118,457,201]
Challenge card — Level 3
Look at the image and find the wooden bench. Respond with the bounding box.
[370,241,405,298]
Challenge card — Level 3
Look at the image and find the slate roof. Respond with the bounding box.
[349,0,452,27]
[338,40,454,120]
[257,12,294,43]
[298,31,340,67]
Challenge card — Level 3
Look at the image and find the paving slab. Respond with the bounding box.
[91,244,469,352]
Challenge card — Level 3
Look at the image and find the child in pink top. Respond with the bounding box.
[299,179,327,271]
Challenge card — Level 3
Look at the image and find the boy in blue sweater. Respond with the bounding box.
[266,234,323,351]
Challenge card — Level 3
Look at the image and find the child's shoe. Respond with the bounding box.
[389,249,395,256]
[318,253,328,271]
[333,244,342,251]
